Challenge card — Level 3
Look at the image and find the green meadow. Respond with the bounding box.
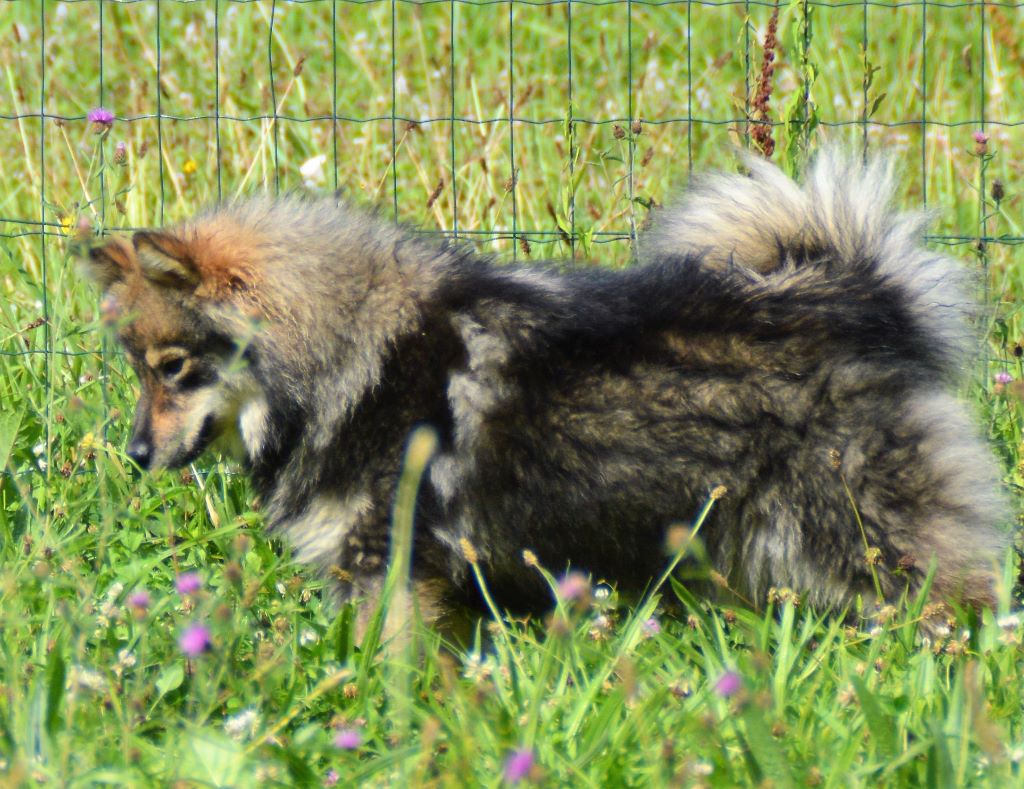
[1,0,1023,785]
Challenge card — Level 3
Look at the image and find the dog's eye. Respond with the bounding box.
[160,357,186,379]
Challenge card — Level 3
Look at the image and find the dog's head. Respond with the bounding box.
[82,228,264,470]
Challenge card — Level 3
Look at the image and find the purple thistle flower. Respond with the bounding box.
[973,130,990,155]
[87,107,115,130]
[127,590,151,611]
[175,572,202,595]
[113,141,128,165]
[503,748,535,784]
[642,616,661,637]
[178,622,212,657]
[556,572,590,604]
[973,131,990,144]
[334,728,362,750]
[323,770,340,787]
[714,670,742,698]
[995,371,1013,385]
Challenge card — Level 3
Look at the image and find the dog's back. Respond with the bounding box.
[426,152,1008,613]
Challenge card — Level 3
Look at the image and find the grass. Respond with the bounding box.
[2,0,1024,785]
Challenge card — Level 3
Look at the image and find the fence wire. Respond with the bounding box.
[0,0,1022,483]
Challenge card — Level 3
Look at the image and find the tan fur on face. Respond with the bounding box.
[148,386,218,468]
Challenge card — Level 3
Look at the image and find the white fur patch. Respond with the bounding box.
[428,454,461,503]
[284,493,374,566]
[907,392,1010,557]
[448,315,513,448]
[152,386,224,470]
[238,393,271,458]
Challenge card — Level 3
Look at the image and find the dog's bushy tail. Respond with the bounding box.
[643,150,977,373]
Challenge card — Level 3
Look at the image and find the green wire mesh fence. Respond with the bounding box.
[1,0,1022,478]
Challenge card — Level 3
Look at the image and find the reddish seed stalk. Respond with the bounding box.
[751,3,780,158]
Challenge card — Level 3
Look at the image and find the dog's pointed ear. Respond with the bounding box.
[84,237,135,288]
[132,231,200,288]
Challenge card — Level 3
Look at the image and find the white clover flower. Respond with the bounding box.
[67,665,107,695]
[998,613,1020,630]
[224,708,261,741]
[462,652,492,682]
[692,761,714,776]
[299,154,327,188]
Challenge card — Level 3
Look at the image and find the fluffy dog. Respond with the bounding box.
[82,152,1010,629]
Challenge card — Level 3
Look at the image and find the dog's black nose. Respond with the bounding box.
[127,440,152,469]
